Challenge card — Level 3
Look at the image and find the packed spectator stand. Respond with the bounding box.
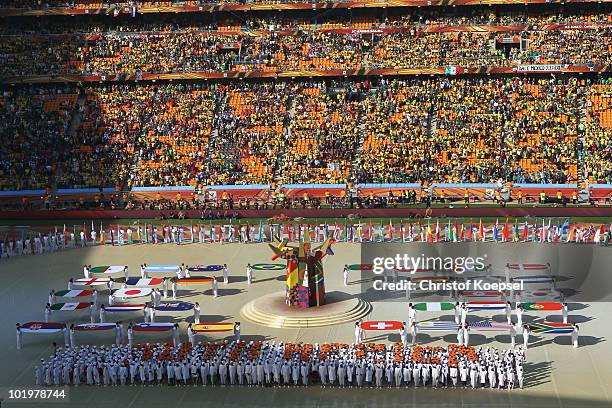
[0,4,610,205]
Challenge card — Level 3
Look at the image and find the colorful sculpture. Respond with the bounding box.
[268,230,334,308]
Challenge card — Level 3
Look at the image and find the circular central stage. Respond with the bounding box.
[241,292,372,329]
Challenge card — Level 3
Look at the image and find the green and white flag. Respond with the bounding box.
[414,302,455,312]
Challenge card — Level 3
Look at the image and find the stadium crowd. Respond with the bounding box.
[1,78,609,191]
[584,84,612,184]
[0,87,77,190]
[35,341,526,389]
[3,29,611,78]
[430,77,580,184]
[1,10,612,78]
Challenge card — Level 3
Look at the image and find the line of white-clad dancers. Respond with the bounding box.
[35,341,525,390]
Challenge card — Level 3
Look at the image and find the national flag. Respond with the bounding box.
[469,321,512,332]
[74,278,111,286]
[20,322,65,333]
[90,265,124,275]
[74,323,116,331]
[63,224,67,247]
[426,220,432,242]
[173,277,214,285]
[435,219,440,242]
[360,321,403,331]
[526,322,573,334]
[192,322,235,332]
[416,321,460,331]
[520,290,562,301]
[188,265,224,272]
[521,302,563,311]
[478,219,484,241]
[132,323,174,332]
[110,228,115,245]
[594,226,601,243]
[507,263,549,271]
[523,221,529,242]
[465,301,506,311]
[126,278,164,286]
[395,267,434,274]
[461,291,503,298]
[510,275,555,284]
[257,221,263,242]
[493,219,499,242]
[567,226,575,242]
[50,302,90,311]
[410,276,449,283]
[445,66,465,75]
[106,304,145,312]
[513,219,519,242]
[155,302,194,312]
[503,218,509,242]
[413,302,455,312]
[114,288,152,298]
[144,264,180,274]
[54,289,93,298]
[348,264,374,271]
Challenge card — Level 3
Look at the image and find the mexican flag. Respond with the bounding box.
[54,290,92,298]
[50,302,89,311]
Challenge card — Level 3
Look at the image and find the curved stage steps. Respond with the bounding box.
[240,292,372,329]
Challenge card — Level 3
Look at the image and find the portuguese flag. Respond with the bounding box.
[521,302,563,311]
